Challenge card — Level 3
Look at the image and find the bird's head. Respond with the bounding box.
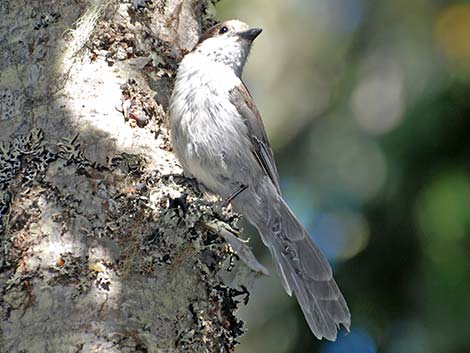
[194,20,262,77]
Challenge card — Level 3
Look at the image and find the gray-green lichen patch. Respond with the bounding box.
[0,1,254,352]
[1,126,249,353]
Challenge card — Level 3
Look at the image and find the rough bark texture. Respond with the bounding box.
[0,1,255,352]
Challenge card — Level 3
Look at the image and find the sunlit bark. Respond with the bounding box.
[0,1,249,352]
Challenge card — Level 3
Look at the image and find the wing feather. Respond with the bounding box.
[229,83,281,194]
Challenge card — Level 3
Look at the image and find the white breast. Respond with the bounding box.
[169,52,252,195]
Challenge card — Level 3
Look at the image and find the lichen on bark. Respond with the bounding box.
[0,1,259,352]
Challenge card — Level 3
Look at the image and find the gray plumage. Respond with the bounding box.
[169,19,351,340]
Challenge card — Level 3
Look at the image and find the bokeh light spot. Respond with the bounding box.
[309,121,388,202]
[351,57,405,135]
[309,210,370,262]
[436,4,470,63]
[416,169,470,241]
[310,212,346,261]
[415,170,470,282]
[335,210,370,260]
[321,328,377,353]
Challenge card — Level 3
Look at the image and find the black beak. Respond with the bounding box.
[238,28,263,41]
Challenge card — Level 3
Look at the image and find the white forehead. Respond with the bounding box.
[223,19,250,32]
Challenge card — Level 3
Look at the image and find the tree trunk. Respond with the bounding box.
[0,1,255,352]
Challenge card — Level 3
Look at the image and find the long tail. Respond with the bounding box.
[237,191,351,340]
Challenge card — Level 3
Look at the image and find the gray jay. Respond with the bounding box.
[169,20,351,340]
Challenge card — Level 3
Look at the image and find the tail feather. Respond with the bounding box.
[257,199,351,341]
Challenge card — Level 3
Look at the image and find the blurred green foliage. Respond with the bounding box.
[216,0,470,352]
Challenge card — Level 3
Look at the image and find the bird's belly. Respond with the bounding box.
[175,109,255,198]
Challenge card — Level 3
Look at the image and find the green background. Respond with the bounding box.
[216,0,470,352]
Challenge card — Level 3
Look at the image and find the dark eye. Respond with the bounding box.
[219,26,228,34]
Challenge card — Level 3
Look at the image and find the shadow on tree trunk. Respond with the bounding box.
[0,1,257,352]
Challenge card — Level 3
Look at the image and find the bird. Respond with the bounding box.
[169,19,351,340]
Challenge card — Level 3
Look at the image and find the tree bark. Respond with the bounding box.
[0,1,254,352]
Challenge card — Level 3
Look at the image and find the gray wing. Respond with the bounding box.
[229,83,281,194]
[229,84,351,340]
